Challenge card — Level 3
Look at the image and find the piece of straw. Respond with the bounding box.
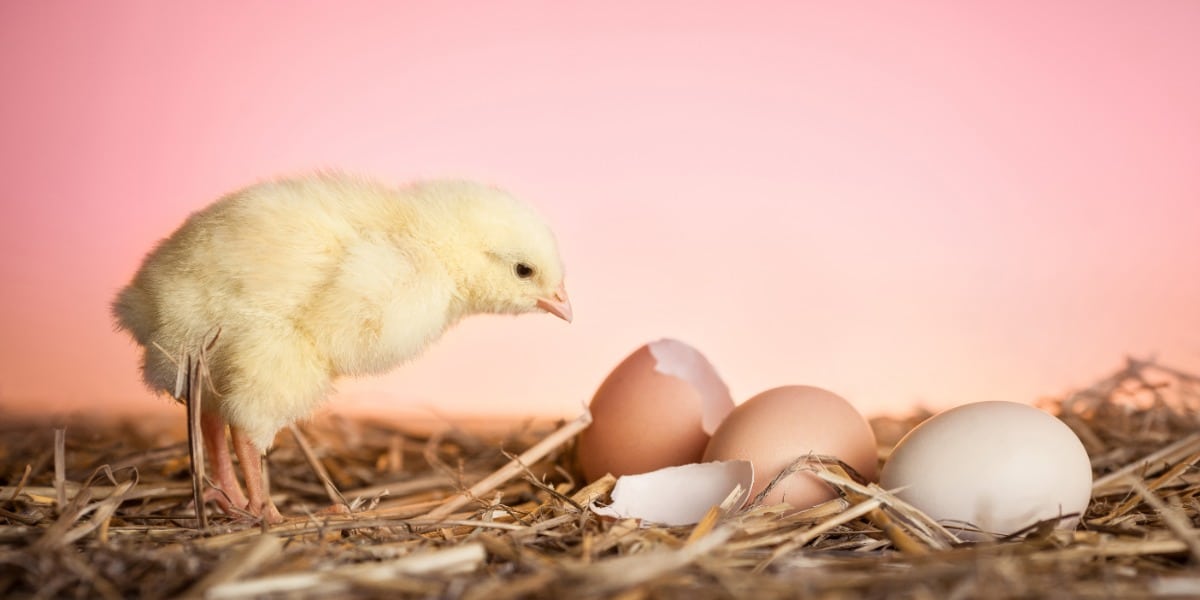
[424,410,592,520]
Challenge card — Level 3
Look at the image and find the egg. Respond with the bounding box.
[702,385,878,510]
[577,339,735,482]
[879,401,1092,540]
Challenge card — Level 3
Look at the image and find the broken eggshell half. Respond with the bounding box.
[591,460,754,526]
[577,338,735,483]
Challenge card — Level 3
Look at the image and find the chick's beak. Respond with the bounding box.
[536,282,573,323]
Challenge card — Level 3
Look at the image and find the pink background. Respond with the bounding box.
[2,1,1198,425]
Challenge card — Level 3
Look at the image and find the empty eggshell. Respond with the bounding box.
[702,385,878,511]
[591,460,754,526]
[577,339,735,483]
[879,401,1092,540]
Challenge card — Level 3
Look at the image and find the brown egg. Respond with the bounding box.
[578,339,734,483]
[702,385,878,510]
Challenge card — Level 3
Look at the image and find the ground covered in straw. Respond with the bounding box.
[1,358,1198,599]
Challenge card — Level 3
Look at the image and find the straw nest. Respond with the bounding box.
[1,357,1198,599]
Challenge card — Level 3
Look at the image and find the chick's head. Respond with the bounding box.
[418,181,572,323]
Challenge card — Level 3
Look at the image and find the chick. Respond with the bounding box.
[113,173,572,522]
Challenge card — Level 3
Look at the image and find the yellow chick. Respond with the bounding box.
[113,173,572,522]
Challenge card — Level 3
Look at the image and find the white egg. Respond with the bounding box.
[879,401,1092,540]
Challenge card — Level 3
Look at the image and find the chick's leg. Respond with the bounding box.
[200,411,250,512]
[230,427,284,524]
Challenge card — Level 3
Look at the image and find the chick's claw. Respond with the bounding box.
[258,502,285,525]
[200,486,247,515]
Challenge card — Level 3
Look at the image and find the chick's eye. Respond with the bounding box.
[514,262,535,279]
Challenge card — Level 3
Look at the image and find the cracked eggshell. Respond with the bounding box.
[879,401,1092,540]
[592,460,754,526]
[703,385,878,511]
[578,339,735,483]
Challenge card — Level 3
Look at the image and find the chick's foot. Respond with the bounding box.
[201,411,251,511]
[231,426,285,525]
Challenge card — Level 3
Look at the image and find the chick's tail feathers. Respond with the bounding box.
[112,283,180,398]
[111,283,156,344]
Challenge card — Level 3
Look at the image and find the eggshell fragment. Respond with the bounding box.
[578,339,735,482]
[646,339,734,434]
[591,460,754,526]
[879,401,1092,540]
[702,385,878,511]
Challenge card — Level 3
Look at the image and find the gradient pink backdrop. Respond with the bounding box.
[2,1,1198,425]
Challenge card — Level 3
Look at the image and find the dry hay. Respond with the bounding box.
[1,357,1198,599]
